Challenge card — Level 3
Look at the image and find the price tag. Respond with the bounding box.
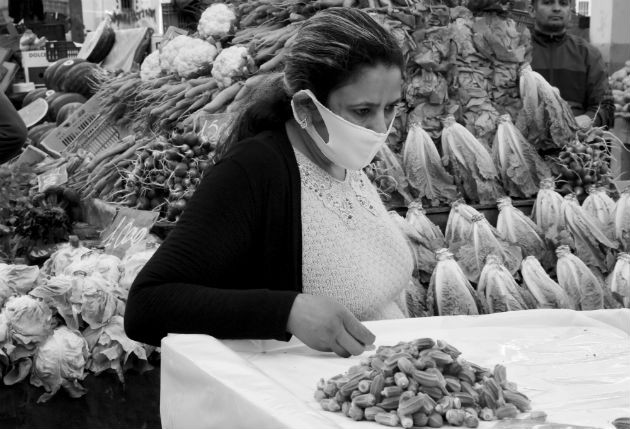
[100,207,160,258]
[198,112,236,149]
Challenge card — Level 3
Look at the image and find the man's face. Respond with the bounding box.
[532,0,571,33]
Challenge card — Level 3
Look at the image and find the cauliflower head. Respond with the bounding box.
[198,3,236,40]
[172,38,218,78]
[211,45,251,88]
[159,35,193,73]
[140,50,162,81]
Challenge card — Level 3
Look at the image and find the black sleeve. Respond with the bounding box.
[124,155,299,347]
[585,46,615,128]
[0,93,28,163]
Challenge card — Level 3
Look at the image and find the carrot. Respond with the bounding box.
[258,51,285,73]
[183,91,214,115]
[109,140,146,167]
[86,136,136,172]
[187,76,215,87]
[184,79,218,98]
[166,82,190,97]
[202,82,244,114]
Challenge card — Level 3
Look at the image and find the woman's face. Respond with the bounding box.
[295,64,403,139]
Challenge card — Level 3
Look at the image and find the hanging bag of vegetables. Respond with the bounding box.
[582,186,616,242]
[444,198,481,250]
[613,188,630,251]
[427,248,480,316]
[607,253,630,308]
[521,256,571,309]
[555,245,605,310]
[531,178,565,246]
[477,254,529,314]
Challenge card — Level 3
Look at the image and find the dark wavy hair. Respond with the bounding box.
[219,7,404,158]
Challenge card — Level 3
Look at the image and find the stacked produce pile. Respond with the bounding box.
[400,187,630,318]
[611,60,630,119]
[314,337,544,427]
[0,240,158,402]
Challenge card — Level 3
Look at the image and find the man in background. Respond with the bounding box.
[530,0,615,129]
[0,91,27,163]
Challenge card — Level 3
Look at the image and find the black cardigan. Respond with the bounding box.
[0,93,27,164]
[124,128,303,347]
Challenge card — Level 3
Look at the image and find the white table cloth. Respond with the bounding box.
[160,309,630,429]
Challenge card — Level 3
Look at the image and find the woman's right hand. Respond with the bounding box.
[286,294,375,358]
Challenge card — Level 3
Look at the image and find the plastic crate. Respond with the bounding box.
[40,95,120,158]
[45,40,79,61]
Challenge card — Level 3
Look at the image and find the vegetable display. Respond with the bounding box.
[314,337,542,427]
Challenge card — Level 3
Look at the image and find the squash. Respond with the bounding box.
[48,58,86,91]
[18,98,49,128]
[61,62,100,97]
[22,88,50,107]
[78,17,116,63]
[56,102,84,125]
[47,93,87,122]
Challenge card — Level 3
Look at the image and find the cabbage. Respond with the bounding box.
[40,243,91,277]
[29,275,79,330]
[4,295,52,347]
[0,276,13,308]
[93,253,122,284]
[80,275,125,330]
[83,316,154,383]
[30,326,89,402]
[0,263,40,295]
[63,251,101,277]
[119,246,158,294]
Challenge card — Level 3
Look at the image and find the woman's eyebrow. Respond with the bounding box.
[348,97,402,107]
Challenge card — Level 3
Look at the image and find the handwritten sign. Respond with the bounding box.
[37,165,68,192]
[100,207,159,258]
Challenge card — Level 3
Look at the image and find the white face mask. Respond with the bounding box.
[291,89,394,171]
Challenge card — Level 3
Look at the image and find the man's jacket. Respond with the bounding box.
[531,30,614,128]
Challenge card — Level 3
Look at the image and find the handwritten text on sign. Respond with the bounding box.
[100,207,159,258]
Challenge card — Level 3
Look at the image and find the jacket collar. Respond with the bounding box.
[532,28,568,45]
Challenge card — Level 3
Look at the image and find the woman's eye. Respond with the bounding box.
[355,108,371,116]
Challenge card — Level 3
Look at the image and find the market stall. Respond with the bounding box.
[160,309,630,429]
[1,0,630,428]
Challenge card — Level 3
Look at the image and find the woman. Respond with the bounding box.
[124,8,415,358]
[0,92,28,164]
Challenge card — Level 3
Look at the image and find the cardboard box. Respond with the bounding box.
[21,50,51,86]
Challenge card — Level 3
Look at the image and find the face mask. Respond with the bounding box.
[291,89,394,171]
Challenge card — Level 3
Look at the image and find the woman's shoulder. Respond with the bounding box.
[223,128,295,172]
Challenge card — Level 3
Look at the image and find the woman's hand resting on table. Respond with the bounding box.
[286,294,375,358]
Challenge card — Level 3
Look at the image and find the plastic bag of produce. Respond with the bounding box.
[492,114,550,198]
[93,253,122,284]
[402,124,458,207]
[607,253,630,308]
[427,248,480,316]
[582,186,616,242]
[0,263,40,295]
[39,242,91,280]
[441,115,503,204]
[445,199,481,250]
[30,326,89,403]
[477,254,528,313]
[29,275,80,330]
[562,194,618,273]
[516,64,578,150]
[405,277,432,317]
[80,275,125,330]
[613,188,630,250]
[83,315,154,383]
[389,211,438,281]
[556,245,604,310]
[63,250,102,277]
[531,178,565,245]
[371,143,414,206]
[405,201,446,250]
[497,197,552,269]
[521,256,571,309]
[455,213,522,283]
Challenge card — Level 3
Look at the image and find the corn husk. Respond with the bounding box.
[497,196,553,269]
[562,194,618,274]
[405,201,446,250]
[613,188,630,251]
[492,114,551,198]
[477,254,528,313]
[427,248,480,316]
[445,198,481,250]
[582,187,616,242]
[402,124,458,207]
[441,115,504,204]
[607,253,630,308]
[556,245,604,310]
[531,178,565,245]
[521,256,571,309]
[454,213,523,284]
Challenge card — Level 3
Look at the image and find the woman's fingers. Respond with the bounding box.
[335,330,366,357]
[342,311,376,347]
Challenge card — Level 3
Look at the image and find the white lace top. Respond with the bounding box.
[294,148,414,321]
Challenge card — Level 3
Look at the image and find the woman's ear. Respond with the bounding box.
[290,91,329,140]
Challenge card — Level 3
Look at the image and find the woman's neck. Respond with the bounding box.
[286,119,346,181]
